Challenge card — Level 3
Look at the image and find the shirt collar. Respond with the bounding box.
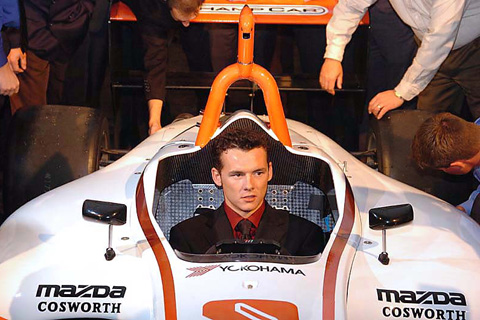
[224,201,265,230]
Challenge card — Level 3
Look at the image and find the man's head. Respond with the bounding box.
[411,112,480,175]
[211,128,272,218]
[168,0,203,27]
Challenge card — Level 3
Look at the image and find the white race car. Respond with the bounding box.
[1,6,479,320]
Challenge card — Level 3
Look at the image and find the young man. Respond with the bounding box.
[411,112,480,214]
[169,128,325,255]
[319,0,480,120]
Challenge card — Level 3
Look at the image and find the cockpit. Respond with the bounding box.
[153,116,339,263]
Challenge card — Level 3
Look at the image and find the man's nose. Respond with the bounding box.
[182,20,190,27]
[244,174,253,190]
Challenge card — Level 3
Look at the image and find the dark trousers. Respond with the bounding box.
[10,50,68,114]
[367,0,417,109]
[179,23,212,109]
[418,36,480,119]
[281,25,359,150]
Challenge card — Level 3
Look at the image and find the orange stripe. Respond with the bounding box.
[136,175,177,319]
[323,181,355,319]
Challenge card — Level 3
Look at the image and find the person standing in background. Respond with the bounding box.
[0,0,20,96]
[124,0,211,135]
[4,0,95,114]
[320,0,480,120]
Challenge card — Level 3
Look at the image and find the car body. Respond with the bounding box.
[1,5,479,320]
[1,108,479,319]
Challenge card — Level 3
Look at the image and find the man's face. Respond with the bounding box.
[170,6,198,27]
[212,147,272,218]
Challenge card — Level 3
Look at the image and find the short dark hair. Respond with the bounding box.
[411,112,480,169]
[212,128,269,170]
[167,0,204,14]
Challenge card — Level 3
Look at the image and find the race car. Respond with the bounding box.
[1,5,479,320]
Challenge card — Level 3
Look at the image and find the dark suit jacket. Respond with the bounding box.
[122,0,211,102]
[122,0,176,102]
[5,0,95,61]
[169,203,326,256]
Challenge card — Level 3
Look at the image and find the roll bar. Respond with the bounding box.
[195,5,292,147]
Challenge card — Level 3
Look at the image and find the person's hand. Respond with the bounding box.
[368,90,404,120]
[148,99,163,135]
[0,63,20,96]
[456,205,466,212]
[319,58,343,95]
[7,48,27,73]
[149,123,162,135]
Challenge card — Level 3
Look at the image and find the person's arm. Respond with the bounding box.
[139,24,168,135]
[319,0,377,94]
[7,48,26,73]
[366,0,466,120]
[393,0,467,102]
[319,58,343,95]
[0,63,19,96]
[169,225,192,253]
[0,0,21,95]
[458,186,480,215]
[4,27,26,73]
[367,90,405,119]
[148,99,163,135]
[297,221,325,256]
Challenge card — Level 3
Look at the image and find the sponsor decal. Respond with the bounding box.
[220,265,305,276]
[377,289,468,320]
[203,300,299,319]
[187,265,220,278]
[37,302,121,314]
[185,264,306,278]
[36,285,126,314]
[199,4,328,16]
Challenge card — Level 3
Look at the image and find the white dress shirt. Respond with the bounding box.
[325,0,480,101]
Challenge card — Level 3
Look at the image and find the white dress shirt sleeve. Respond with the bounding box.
[324,0,376,62]
[325,0,469,101]
[395,0,468,101]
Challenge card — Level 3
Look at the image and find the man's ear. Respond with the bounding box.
[268,162,273,182]
[211,167,222,187]
[440,160,470,175]
[450,160,468,170]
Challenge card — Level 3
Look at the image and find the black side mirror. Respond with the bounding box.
[369,204,414,265]
[83,200,127,225]
[83,200,127,261]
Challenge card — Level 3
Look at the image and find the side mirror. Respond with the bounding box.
[83,200,127,261]
[83,200,127,225]
[369,204,413,265]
